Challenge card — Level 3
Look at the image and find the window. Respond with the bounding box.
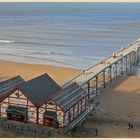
[48,101,53,105]
[15,91,19,98]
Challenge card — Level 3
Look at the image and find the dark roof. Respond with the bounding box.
[0,76,25,101]
[52,82,88,111]
[18,73,61,107]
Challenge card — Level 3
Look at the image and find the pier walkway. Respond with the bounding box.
[61,39,140,133]
[61,40,140,90]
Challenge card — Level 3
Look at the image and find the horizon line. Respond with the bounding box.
[0,0,140,2]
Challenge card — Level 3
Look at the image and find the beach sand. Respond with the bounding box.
[0,59,80,137]
[72,75,140,137]
[96,75,140,125]
[1,59,140,137]
[0,59,80,84]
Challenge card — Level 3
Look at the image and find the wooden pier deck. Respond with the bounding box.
[61,40,140,88]
[61,39,140,133]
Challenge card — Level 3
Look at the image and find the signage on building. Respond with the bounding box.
[9,98,27,105]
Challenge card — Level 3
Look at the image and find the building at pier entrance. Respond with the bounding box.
[0,74,61,124]
[0,73,90,131]
[42,82,88,129]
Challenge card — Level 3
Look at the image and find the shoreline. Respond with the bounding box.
[0,59,81,84]
[0,53,80,69]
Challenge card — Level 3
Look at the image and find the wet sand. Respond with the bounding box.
[72,75,140,137]
[0,59,80,84]
[1,59,140,137]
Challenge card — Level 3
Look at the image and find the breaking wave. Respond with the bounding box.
[0,40,15,43]
[0,52,71,66]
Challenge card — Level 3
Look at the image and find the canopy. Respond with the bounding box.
[43,110,56,118]
[6,105,27,116]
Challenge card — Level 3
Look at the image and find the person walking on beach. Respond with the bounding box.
[128,122,131,130]
[95,128,98,136]
[130,123,134,130]
[128,122,134,130]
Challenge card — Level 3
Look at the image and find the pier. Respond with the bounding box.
[1,39,140,136]
[61,39,140,95]
[61,39,140,132]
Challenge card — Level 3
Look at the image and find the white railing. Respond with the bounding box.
[60,39,140,89]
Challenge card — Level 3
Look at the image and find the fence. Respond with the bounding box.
[0,119,56,137]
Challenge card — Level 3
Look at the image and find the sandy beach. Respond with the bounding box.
[96,75,140,125]
[71,75,140,137]
[93,75,140,137]
[0,59,80,84]
[1,59,140,137]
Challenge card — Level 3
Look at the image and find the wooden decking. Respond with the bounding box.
[62,40,140,88]
[60,39,140,133]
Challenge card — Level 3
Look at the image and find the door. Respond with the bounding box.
[7,113,25,122]
[43,117,55,127]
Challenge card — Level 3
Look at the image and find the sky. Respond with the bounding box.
[0,0,140,2]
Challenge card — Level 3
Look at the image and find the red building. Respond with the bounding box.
[0,73,90,131]
[41,82,88,130]
[0,73,61,123]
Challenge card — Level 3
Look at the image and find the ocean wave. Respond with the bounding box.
[0,39,77,48]
[83,56,104,61]
[0,40,14,43]
[0,45,104,61]
[0,52,71,66]
[14,41,78,48]
[32,50,73,57]
[6,47,73,57]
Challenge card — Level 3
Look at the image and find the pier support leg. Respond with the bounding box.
[109,66,112,83]
[126,56,128,75]
[137,48,140,63]
[95,76,98,94]
[137,52,139,64]
[132,52,135,66]
[132,52,134,66]
[135,52,138,65]
[87,82,90,102]
[130,53,132,70]
[136,51,139,64]
[115,63,118,78]
[134,52,136,65]
[103,70,106,88]
[121,59,123,76]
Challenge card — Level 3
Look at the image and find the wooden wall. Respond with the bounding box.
[0,89,37,123]
[39,101,64,127]
[64,96,87,127]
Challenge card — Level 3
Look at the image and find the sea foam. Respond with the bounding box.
[0,40,14,43]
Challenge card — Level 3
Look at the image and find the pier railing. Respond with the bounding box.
[60,39,140,89]
[60,39,140,134]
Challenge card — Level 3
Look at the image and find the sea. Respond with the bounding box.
[0,2,140,69]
